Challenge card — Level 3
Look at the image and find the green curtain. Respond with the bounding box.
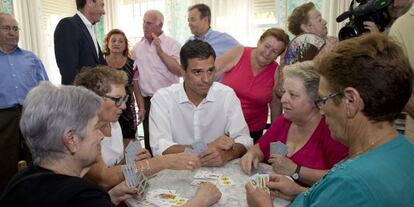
[0,0,14,14]
[165,0,192,45]
[94,17,105,48]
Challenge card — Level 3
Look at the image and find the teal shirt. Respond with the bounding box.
[292,135,414,207]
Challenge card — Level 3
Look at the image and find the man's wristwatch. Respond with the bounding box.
[291,165,301,181]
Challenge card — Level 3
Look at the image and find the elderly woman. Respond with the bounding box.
[0,82,221,207]
[74,66,205,190]
[240,61,348,186]
[245,33,414,206]
[216,28,289,141]
[0,82,137,206]
[104,29,145,140]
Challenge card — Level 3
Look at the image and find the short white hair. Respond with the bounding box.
[20,82,102,165]
[146,9,164,26]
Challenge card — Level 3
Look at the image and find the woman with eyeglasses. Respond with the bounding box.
[240,61,347,187]
[74,66,204,190]
[103,29,145,142]
[245,33,414,207]
[0,82,221,207]
[215,28,289,142]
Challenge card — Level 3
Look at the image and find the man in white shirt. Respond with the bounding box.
[131,10,182,154]
[149,39,253,167]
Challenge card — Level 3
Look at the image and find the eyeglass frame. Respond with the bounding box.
[314,92,342,109]
[102,94,129,107]
[0,26,20,32]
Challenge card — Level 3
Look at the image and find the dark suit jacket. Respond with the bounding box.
[54,14,106,85]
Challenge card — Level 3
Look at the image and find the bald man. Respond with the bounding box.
[131,10,182,154]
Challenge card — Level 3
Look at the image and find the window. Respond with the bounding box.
[41,0,77,84]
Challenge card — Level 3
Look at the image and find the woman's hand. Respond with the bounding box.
[245,182,273,207]
[164,153,201,171]
[268,154,296,176]
[267,174,306,201]
[135,148,151,161]
[186,182,221,207]
[108,181,138,205]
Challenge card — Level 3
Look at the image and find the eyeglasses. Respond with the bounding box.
[102,94,129,107]
[0,26,20,32]
[314,92,342,109]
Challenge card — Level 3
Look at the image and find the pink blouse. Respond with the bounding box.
[258,115,348,170]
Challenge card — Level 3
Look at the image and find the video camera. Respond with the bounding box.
[336,0,392,40]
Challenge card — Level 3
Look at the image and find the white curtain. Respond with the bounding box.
[191,0,256,46]
[13,0,44,58]
[103,0,121,34]
[322,0,353,36]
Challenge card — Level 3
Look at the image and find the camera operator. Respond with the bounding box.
[364,0,413,33]
[389,2,414,141]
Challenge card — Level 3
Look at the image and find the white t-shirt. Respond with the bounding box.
[101,121,124,167]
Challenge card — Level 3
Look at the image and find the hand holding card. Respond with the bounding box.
[270,141,288,157]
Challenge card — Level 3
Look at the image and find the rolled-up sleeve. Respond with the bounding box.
[224,89,253,150]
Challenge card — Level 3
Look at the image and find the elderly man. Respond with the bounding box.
[54,0,106,85]
[0,12,48,193]
[150,40,253,167]
[187,3,239,57]
[131,10,182,154]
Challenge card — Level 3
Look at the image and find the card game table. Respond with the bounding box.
[126,158,291,207]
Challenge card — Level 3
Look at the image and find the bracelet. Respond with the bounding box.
[145,159,150,170]
[138,109,146,113]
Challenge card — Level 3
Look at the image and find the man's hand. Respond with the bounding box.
[240,150,260,175]
[208,135,234,150]
[151,33,163,55]
[363,21,380,33]
[199,147,229,167]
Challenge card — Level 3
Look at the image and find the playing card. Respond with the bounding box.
[192,141,207,155]
[270,141,288,156]
[125,140,142,164]
[249,173,269,188]
[183,147,196,155]
[147,189,184,207]
[194,171,221,179]
[122,164,139,188]
[218,175,234,185]
[170,197,188,206]
[190,179,217,186]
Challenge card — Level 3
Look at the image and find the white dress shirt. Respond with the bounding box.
[101,122,124,167]
[76,11,99,56]
[149,82,253,155]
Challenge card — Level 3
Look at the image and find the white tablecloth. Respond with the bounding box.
[126,158,291,207]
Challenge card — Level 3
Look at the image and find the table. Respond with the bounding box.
[126,159,290,207]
